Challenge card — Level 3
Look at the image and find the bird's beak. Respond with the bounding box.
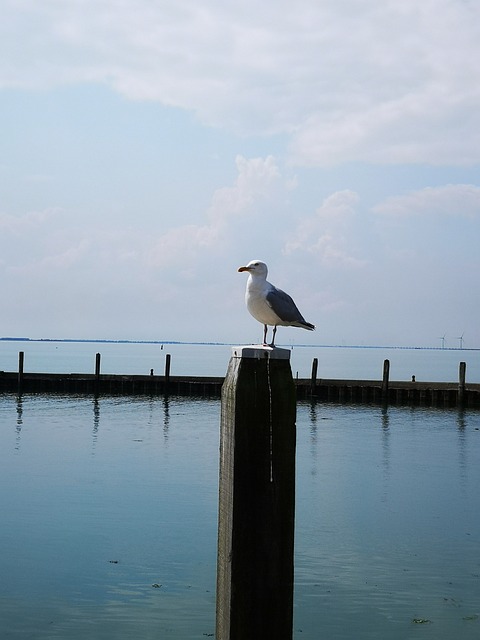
[238,266,251,272]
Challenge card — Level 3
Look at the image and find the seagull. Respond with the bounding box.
[238,259,315,347]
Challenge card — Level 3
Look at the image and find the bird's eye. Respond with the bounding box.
[254,262,259,266]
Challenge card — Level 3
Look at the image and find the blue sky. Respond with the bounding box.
[1,0,480,347]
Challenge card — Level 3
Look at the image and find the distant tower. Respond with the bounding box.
[455,333,465,349]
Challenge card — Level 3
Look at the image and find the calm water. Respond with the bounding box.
[1,339,480,381]
[0,393,479,639]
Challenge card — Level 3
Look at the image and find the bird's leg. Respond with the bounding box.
[263,324,268,346]
[269,326,277,348]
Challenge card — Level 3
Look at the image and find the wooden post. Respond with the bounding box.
[164,353,171,392]
[18,351,24,395]
[310,357,318,395]
[216,346,296,640]
[382,359,390,404]
[458,361,466,407]
[94,353,101,395]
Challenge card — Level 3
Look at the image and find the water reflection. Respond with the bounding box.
[15,396,23,425]
[456,408,468,490]
[307,400,318,477]
[163,394,170,440]
[380,405,389,431]
[457,408,466,431]
[92,397,100,454]
[15,395,23,451]
[380,406,391,493]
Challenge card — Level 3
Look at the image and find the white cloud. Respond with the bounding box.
[0,155,289,287]
[209,155,281,219]
[147,155,285,268]
[147,223,219,269]
[283,190,367,268]
[0,207,62,233]
[1,0,480,166]
[372,184,480,217]
[9,240,91,272]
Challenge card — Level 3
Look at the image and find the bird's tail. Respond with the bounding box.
[298,321,315,331]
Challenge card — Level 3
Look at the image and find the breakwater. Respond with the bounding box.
[1,371,224,397]
[1,351,479,407]
[305,377,480,407]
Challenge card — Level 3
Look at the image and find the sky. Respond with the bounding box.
[1,0,480,347]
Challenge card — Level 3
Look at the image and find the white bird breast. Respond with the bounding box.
[246,289,284,326]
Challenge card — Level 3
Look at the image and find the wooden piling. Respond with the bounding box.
[216,346,296,640]
[458,361,466,407]
[164,354,171,392]
[17,351,24,396]
[310,357,318,395]
[382,359,390,404]
[94,353,101,395]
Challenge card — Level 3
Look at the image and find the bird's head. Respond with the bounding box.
[238,260,268,278]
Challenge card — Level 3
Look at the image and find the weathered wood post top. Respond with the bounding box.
[216,343,296,640]
[230,344,291,359]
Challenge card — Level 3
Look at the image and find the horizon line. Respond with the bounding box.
[1,336,478,352]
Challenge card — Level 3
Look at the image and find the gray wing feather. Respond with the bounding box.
[266,286,308,324]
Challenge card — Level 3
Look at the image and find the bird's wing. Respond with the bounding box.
[266,286,307,324]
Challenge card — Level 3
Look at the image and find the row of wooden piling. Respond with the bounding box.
[304,357,479,407]
[3,351,480,407]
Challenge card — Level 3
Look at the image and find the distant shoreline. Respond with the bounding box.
[1,337,478,351]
